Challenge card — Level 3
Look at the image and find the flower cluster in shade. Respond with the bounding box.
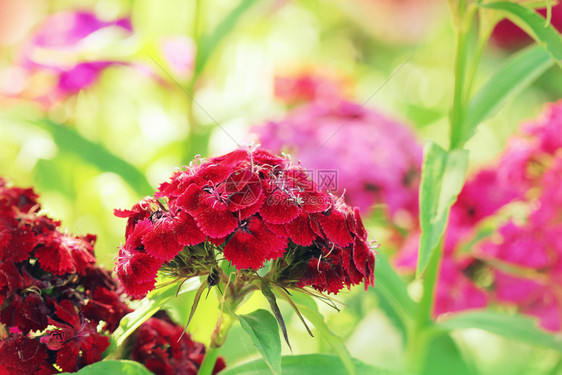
[0,178,226,374]
[396,101,562,331]
[253,100,423,225]
[115,147,376,299]
[491,3,562,49]
[0,177,130,373]
[127,310,226,375]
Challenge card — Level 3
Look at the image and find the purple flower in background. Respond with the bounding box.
[23,11,131,56]
[253,100,423,224]
[16,10,132,100]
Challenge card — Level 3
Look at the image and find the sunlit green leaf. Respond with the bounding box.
[374,253,416,323]
[236,309,282,375]
[219,354,410,375]
[439,310,562,352]
[291,292,356,375]
[61,360,153,375]
[463,45,555,143]
[195,0,262,76]
[32,118,153,197]
[112,278,201,346]
[417,143,468,276]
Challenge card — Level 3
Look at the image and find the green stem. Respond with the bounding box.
[450,27,468,149]
[406,243,443,372]
[198,346,220,375]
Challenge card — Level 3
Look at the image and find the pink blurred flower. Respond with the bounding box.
[161,36,195,81]
[274,69,350,106]
[395,101,562,329]
[0,10,132,107]
[254,100,423,223]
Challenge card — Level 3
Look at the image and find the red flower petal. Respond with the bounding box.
[319,209,353,247]
[286,212,316,246]
[193,198,238,238]
[174,211,206,246]
[143,219,184,261]
[260,190,300,224]
[116,246,161,298]
[223,217,287,269]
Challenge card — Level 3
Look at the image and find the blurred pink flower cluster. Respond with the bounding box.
[1,9,194,109]
[397,101,562,331]
[254,86,422,227]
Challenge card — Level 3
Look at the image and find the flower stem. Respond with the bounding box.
[406,243,443,372]
[198,346,220,375]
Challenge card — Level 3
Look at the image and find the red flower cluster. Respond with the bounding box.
[115,148,376,298]
[129,310,226,375]
[0,178,131,374]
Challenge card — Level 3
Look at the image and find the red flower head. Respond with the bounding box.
[115,147,376,298]
[0,178,132,372]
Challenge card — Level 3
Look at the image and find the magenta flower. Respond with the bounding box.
[15,10,132,100]
[396,101,562,329]
[253,100,423,222]
[115,147,376,298]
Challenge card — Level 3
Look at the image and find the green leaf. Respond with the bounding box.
[236,309,282,375]
[463,45,555,143]
[290,292,356,375]
[422,335,476,375]
[112,278,201,346]
[261,280,291,350]
[219,354,410,375]
[438,310,562,352]
[33,118,153,197]
[60,360,153,375]
[480,2,562,62]
[195,0,261,76]
[374,253,416,322]
[417,143,468,276]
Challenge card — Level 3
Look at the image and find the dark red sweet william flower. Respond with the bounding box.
[129,311,226,375]
[40,300,110,372]
[0,178,132,373]
[115,147,376,298]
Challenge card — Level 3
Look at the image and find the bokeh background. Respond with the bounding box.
[1,1,561,374]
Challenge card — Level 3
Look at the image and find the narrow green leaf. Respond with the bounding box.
[237,309,282,375]
[183,279,208,329]
[417,143,468,276]
[32,118,153,196]
[291,292,357,375]
[195,0,261,75]
[261,280,292,350]
[463,45,555,143]
[374,253,416,322]
[439,310,562,352]
[112,278,201,346]
[61,360,153,375]
[480,2,562,62]
[219,354,410,375]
